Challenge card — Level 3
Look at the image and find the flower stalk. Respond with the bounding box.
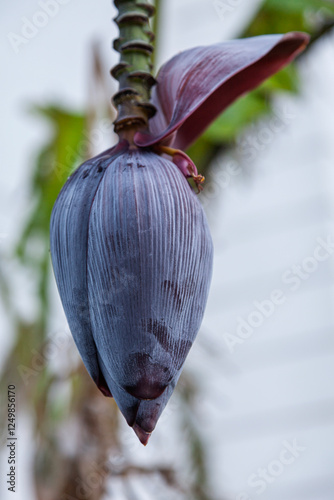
[111,0,157,142]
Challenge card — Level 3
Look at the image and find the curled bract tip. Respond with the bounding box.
[133,424,151,446]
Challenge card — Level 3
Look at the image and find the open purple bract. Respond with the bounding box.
[135,32,309,152]
[50,31,309,445]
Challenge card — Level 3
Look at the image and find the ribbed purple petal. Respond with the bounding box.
[50,142,127,397]
[87,149,213,440]
[134,32,309,150]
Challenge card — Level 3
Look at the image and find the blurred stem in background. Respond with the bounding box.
[152,0,161,70]
[0,1,334,499]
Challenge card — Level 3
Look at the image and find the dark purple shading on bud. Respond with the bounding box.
[50,141,213,444]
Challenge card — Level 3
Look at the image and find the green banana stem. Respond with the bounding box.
[111,0,157,142]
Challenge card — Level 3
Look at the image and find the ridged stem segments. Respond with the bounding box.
[112,0,157,143]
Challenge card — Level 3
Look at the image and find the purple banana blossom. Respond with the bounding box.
[50,31,309,445]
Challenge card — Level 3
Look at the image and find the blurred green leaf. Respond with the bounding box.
[13,106,87,327]
[263,0,334,15]
[189,65,300,173]
[244,0,334,36]
[260,64,300,93]
[16,106,87,265]
[203,92,269,144]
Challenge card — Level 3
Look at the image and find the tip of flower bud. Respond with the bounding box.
[133,423,152,446]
